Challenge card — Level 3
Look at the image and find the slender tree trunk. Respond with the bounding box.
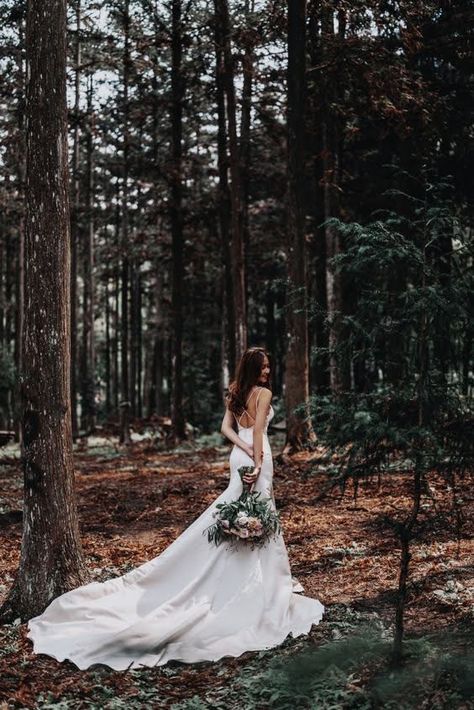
[13,9,27,442]
[214,0,247,363]
[105,277,111,414]
[130,258,137,417]
[240,0,255,302]
[81,76,96,434]
[462,333,472,396]
[113,181,121,415]
[70,0,81,439]
[307,3,329,394]
[170,0,186,442]
[152,265,166,416]
[130,258,142,418]
[284,0,316,453]
[113,265,120,414]
[0,0,87,622]
[149,8,167,418]
[321,8,347,394]
[5,234,14,356]
[214,12,235,378]
[393,244,428,662]
[0,240,4,349]
[119,0,131,445]
[137,270,143,418]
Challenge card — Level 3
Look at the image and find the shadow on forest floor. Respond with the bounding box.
[0,437,473,708]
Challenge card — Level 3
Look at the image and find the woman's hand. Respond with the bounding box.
[242,465,261,485]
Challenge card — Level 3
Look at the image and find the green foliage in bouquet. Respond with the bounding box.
[204,466,281,548]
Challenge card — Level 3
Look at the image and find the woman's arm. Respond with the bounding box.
[243,388,272,486]
[220,407,253,457]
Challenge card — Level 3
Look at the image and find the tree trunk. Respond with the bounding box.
[307,3,329,394]
[105,277,111,414]
[130,259,142,418]
[170,0,186,442]
[137,270,143,418]
[284,0,316,453]
[214,10,235,378]
[113,181,121,415]
[393,247,428,662]
[240,0,255,303]
[80,76,96,434]
[0,0,87,623]
[119,0,131,445]
[321,7,347,394]
[214,0,247,363]
[70,0,81,439]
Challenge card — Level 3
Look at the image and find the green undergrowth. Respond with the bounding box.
[2,606,471,709]
[169,606,473,710]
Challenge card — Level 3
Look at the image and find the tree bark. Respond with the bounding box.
[307,4,329,394]
[80,76,96,434]
[240,0,255,302]
[113,181,121,415]
[105,277,111,414]
[214,8,235,378]
[214,0,247,363]
[170,0,186,442]
[130,259,142,418]
[70,0,81,439]
[321,7,347,394]
[284,0,316,453]
[0,0,87,623]
[119,0,131,445]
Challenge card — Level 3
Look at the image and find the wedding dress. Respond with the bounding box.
[27,401,324,670]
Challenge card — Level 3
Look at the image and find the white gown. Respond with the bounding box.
[27,405,324,670]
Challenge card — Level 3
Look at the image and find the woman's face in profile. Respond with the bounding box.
[258,355,270,385]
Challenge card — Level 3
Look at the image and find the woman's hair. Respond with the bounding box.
[226,347,272,416]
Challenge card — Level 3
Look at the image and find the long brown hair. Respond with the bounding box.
[226,347,272,416]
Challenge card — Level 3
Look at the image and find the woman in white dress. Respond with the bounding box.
[27,347,324,670]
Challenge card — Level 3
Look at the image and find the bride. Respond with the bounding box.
[27,347,324,670]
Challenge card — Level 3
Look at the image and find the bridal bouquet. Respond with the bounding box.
[205,466,281,548]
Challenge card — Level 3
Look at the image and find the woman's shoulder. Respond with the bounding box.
[257,386,272,400]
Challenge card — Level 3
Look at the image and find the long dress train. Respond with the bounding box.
[26,405,324,670]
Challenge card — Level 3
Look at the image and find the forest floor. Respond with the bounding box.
[0,430,473,709]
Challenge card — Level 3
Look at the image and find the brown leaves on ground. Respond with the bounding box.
[0,439,472,708]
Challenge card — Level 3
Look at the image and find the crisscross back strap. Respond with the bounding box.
[236,387,260,426]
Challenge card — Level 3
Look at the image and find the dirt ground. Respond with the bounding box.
[0,433,472,708]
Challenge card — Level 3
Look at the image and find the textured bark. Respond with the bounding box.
[130,262,142,418]
[80,77,96,434]
[70,0,81,439]
[240,0,255,300]
[113,181,121,414]
[214,0,247,362]
[284,0,316,453]
[119,0,131,445]
[214,10,235,378]
[148,11,167,419]
[13,10,26,443]
[0,0,87,623]
[307,5,329,393]
[105,278,111,413]
[170,0,186,442]
[321,8,347,394]
[0,239,4,349]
